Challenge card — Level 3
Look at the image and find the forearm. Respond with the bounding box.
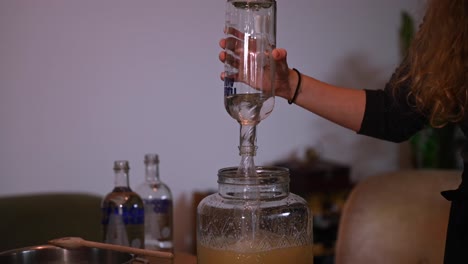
[285,69,366,132]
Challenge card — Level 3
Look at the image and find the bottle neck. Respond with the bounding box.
[239,124,257,156]
[145,163,160,183]
[114,170,130,188]
[218,166,289,200]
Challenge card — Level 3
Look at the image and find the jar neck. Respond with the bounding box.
[218,166,289,200]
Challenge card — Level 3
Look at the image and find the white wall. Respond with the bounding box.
[0,0,424,252]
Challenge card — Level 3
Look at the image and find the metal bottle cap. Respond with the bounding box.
[144,154,159,165]
[113,160,130,171]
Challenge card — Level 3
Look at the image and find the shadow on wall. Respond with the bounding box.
[329,52,388,91]
[319,52,399,181]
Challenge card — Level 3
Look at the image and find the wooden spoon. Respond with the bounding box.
[49,237,174,259]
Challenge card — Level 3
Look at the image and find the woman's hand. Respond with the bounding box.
[218,30,294,100]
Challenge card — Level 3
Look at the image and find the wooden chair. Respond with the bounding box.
[335,169,461,264]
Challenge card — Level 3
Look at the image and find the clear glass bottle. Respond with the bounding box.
[224,0,276,99]
[224,0,277,177]
[101,160,144,249]
[135,154,173,252]
[197,166,314,264]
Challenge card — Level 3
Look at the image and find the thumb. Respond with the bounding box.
[272,48,287,61]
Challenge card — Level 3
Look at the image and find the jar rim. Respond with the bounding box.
[228,0,276,2]
[217,166,289,185]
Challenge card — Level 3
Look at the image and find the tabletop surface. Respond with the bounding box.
[143,252,197,264]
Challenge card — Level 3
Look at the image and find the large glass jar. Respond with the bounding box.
[197,166,313,264]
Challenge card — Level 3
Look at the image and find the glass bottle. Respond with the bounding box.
[101,160,144,249]
[224,0,277,177]
[197,166,314,264]
[135,154,173,252]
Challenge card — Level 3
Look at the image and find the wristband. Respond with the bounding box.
[288,68,301,104]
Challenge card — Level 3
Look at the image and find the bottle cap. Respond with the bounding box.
[113,160,130,171]
[144,154,159,165]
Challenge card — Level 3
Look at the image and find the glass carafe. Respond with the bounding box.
[197,166,314,264]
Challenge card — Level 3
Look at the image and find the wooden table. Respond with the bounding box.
[140,252,197,264]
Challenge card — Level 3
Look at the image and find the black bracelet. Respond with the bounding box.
[288,68,302,104]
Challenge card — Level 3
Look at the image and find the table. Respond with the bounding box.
[143,252,197,264]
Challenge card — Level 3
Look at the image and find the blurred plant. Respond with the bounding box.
[399,11,414,57]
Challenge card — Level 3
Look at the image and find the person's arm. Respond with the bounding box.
[286,67,427,142]
[220,45,425,140]
[285,68,366,132]
[274,50,426,141]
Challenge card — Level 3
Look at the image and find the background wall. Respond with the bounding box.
[0,0,424,252]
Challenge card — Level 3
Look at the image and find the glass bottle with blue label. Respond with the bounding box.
[136,154,173,252]
[101,160,144,249]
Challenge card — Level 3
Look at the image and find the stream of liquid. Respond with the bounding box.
[224,93,274,177]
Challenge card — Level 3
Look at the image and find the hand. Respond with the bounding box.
[218,27,293,100]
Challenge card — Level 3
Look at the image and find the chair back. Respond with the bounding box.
[335,169,461,264]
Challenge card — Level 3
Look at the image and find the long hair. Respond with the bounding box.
[393,0,468,127]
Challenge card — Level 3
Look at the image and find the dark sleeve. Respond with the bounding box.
[357,71,427,143]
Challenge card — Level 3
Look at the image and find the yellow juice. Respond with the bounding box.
[197,243,314,264]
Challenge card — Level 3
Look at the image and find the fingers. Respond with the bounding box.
[219,37,245,52]
[225,27,245,40]
[224,53,240,71]
[272,48,287,61]
[219,49,241,71]
[219,50,225,62]
[222,27,259,51]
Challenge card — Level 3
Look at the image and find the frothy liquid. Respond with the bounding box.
[197,244,313,264]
